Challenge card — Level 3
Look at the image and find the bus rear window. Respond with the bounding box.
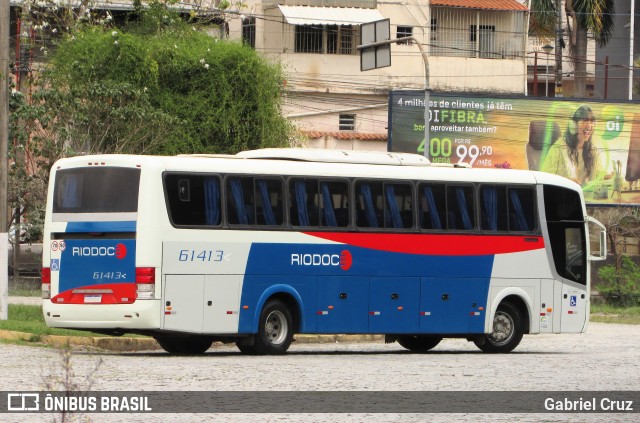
[53,168,140,213]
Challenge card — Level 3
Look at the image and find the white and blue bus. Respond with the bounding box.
[42,149,606,354]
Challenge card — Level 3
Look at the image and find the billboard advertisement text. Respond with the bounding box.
[388,91,640,205]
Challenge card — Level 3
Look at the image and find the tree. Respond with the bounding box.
[589,206,640,305]
[529,0,615,98]
[8,2,292,247]
[38,6,292,155]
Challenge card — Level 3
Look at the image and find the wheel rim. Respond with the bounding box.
[487,311,514,346]
[264,310,288,345]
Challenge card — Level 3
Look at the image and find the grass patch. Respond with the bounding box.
[9,286,41,297]
[590,304,640,325]
[0,304,146,337]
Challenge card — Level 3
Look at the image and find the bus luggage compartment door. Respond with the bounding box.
[202,275,242,334]
[316,276,369,333]
[420,277,487,334]
[369,277,420,333]
[163,275,204,333]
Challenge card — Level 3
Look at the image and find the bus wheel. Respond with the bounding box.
[253,299,293,355]
[397,335,442,352]
[474,302,523,353]
[235,338,257,355]
[154,336,213,354]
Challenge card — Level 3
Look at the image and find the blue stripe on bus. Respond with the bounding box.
[238,243,493,335]
[65,221,137,233]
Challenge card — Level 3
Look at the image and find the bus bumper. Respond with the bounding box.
[43,300,162,330]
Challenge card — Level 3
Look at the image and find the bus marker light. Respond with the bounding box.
[42,268,51,299]
[478,307,484,311]
[317,311,328,315]
[166,306,172,311]
[420,311,431,316]
[540,312,546,316]
[547,308,553,312]
[369,311,380,316]
[328,305,334,310]
[397,306,403,311]
[136,267,156,299]
[243,305,249,310]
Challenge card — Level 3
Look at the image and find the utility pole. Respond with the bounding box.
[554,0,563,97]
[1,0,10,320]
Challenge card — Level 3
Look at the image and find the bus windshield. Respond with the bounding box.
[53,167,140,215]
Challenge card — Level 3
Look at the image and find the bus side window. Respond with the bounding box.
[356,181,383,228]
[447,185,475,230]
[290,179,319,227]
[508,187,536,232]
[419,184,445,230]
[384,183,413,229]
[320,181,349,228]
[203,176,221,226]
[255,178,283,226]
[227,177,255,225]
[480,185,507,231]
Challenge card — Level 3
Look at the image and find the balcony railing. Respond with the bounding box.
[430,7,526,60]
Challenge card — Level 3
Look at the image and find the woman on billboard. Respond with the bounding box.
[541,104,603,187]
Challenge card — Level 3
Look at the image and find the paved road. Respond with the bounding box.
[1,322,639,422]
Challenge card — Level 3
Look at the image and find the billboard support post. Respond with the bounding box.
[358,19,431,160]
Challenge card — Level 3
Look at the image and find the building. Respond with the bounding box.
[228,0,530,150]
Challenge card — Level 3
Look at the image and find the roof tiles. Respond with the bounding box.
[302,131,388,141]
[431,0,528,11]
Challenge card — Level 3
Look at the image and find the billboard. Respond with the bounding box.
[388,91,640,205]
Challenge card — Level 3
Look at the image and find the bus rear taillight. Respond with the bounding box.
[135,267,155,300]
[42,267,51,299]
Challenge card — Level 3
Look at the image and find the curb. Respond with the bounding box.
[0,330,384,352]
[0,329,160,352]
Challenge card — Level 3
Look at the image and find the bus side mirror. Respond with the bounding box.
[586,216,607,261]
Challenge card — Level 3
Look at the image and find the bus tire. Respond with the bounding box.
[253,299,293,355]
[474,302,523,353]
[396,335,442,352]
[154,336,213,354]
[235,338,257,355]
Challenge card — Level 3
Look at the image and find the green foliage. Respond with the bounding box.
[7,88,47,240]
[8,3,291,243]
[597,256,640,306]
[40,10,291,155]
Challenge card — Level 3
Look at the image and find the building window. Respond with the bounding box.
[339,114,356,131]
[396,26,413,45]
[470,25,496,58]
[327,25,355,54]
[295,25,324,53]
[430,18,437,41]
[294,25,357,54]
[242,17,256,48]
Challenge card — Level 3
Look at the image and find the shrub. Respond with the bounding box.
[597,256,640,306]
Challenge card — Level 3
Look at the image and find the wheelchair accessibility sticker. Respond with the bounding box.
[570,295,577,307]
[50,259,60,272]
